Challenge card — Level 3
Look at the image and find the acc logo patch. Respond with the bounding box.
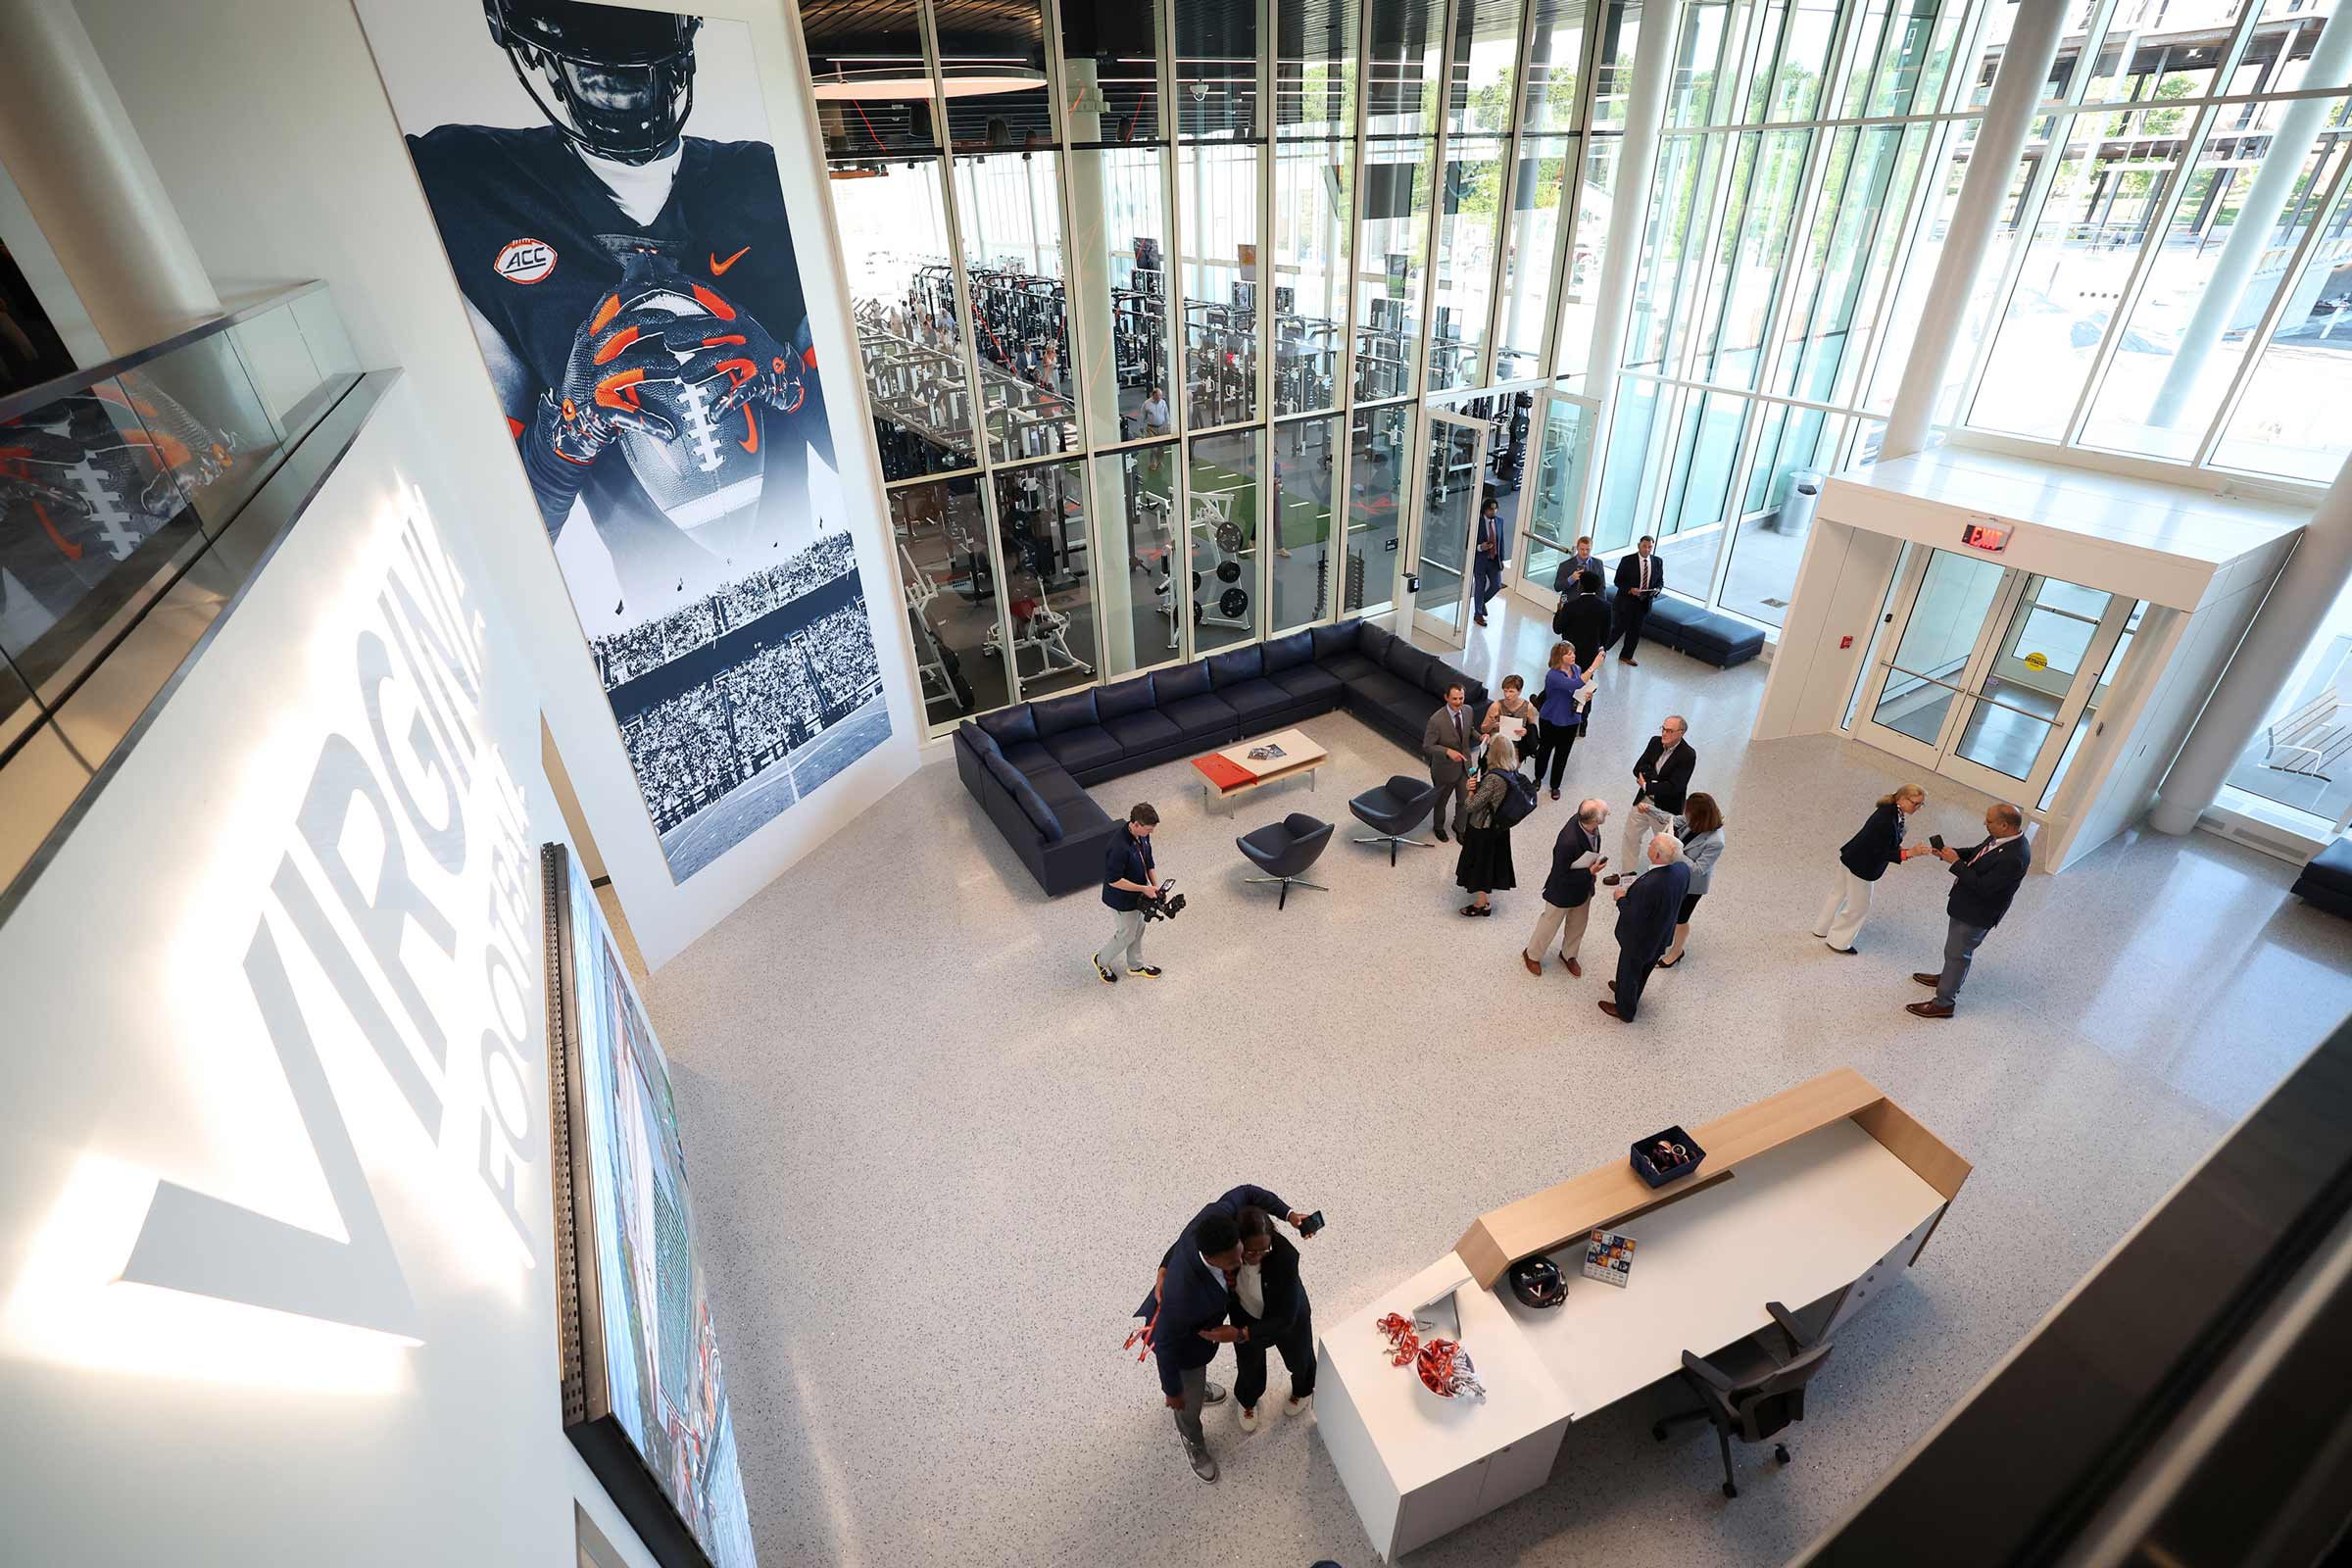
[495,238,557,284]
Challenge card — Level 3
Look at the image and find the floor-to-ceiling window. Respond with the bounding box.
[809,0,2352,733]
[806,0,1624,732]
[1572,0,1983,630]
[1943,1,2352,487]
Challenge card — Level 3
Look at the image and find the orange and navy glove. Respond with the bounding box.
[675,277,807,426]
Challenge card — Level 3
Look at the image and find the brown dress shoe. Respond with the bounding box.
[1599,1001,1624,1020]
[1906,1000,1954,1019]
[1605,980,1616,994]
[1911,972,1940,988]
[1522,951,1543,977]
[1565,956,1583,978]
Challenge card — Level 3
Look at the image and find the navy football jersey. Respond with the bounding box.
[406,124,824,582]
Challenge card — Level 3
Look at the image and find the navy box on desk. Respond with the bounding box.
[1631,1125,1706,1188]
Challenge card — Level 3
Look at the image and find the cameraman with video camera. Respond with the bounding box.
[1094,804,1165,983]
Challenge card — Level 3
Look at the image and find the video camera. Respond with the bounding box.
[1141,876,1187,923]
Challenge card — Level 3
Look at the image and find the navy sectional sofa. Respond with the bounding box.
[955,618,1490,895]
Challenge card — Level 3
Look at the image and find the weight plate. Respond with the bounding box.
[1216,561,1242,583]
[1191,570,1201,592]
[1215,521,1246,554]
[1219,587,1250,618]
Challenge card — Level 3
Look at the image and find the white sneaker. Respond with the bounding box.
[1285,1393,1312,1418]
[1238,1404,1260,1433]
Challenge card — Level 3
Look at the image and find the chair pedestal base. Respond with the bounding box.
[1352,833,1434,866]
[1652,1404,1790,1498]
[1245,874,1329,910]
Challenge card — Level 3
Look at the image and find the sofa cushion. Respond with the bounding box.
[1384,639,1439,691]
[1346,668,1424,718]
[1031,766,1092,810]
[1154,661,1210,703]
[1207,645,1264,687]
[961,721,1002,760]
[1010,778,1061,839]
[1318,651,1382,684]
[1103,709,1184,753]
[1043,724,1125,772]
[1164,692,1240,739]
[1267,662,1344,703]
[1312,621,1359,660]
[1000,738,1057,774]
[1355,622,1396,663]
[1264,629,1314,672]
[1030,688,1100,738]
[1051,791,1113,836]
[1094,674,1156,723]
[976,704,1039,747]
[2292,838,2352,918]
[1422,660,1471,699]
[1218,678,1292,723]
[983,754,1027,797]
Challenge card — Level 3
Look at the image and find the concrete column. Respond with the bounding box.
[2146,7,2352,430]
[0,0,219,355]
[2149,446,2352,834]
[1578,2,1677,402]
[1879,0,2068,462]
[1062,60,1139,671]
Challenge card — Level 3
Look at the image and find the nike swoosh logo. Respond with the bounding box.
[710,246,750,274]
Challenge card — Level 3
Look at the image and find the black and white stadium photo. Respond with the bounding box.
[359,0,890,879]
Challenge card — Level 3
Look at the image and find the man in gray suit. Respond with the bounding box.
[1421,682,1477,843]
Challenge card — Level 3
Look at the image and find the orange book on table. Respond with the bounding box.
[1192,754,1255,791]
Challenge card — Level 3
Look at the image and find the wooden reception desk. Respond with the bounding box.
[1314,1069,1970,1559]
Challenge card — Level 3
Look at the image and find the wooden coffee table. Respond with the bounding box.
[1191,728,1330,814]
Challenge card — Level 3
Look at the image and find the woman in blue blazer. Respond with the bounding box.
[1529,640,1599,802]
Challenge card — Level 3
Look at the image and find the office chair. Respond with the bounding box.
[1348,774,1439,865]
[1237,813,1335,909]
[1651,1300,1833,1498]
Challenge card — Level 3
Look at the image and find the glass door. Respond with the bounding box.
[1852,550,2136,810]
[1411,412,1487,645]
[1940,573,2135,804]
[1853,548,2010,766]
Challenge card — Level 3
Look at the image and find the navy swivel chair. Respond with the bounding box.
[1237,813,1335,909]
[1348,774,1439,865]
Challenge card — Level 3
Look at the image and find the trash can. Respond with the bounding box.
[1771,468,1823,535]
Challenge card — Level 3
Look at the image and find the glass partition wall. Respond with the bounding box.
[807,0,1617,732]
[811,0,2352,734]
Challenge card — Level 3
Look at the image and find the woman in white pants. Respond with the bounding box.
[1814,784,1927,954]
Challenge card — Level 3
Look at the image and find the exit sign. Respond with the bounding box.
[1960,519,2012,553]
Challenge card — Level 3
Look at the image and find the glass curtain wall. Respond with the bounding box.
[1938,0,2352,488]
[808,0,1614,732]
[1577,0,1981,630]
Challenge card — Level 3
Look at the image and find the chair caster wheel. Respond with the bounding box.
[1776,1445,1790,1464]
[1723,1482,1738,1499]
[1650,1423,1667,1442]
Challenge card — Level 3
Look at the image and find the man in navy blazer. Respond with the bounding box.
[1601,833,1690,1022]
[1136,1183,1308,1482]
[1908,803,2031,1018]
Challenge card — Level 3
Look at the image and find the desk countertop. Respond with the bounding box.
[1496,1115,1947,1416]
[1319,1251,1569,1494]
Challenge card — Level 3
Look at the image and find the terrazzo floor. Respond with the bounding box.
[624,590,2352,1568]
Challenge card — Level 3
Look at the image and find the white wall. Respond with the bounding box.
[72,0,925,970]
[0,157,107,367]
[0,380,655,1567]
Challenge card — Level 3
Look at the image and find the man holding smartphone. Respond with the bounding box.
[1141,1184,1319,1479]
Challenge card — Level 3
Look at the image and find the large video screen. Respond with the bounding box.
[546,841,754,1568]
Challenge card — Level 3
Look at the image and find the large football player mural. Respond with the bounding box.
[361,0,889,881]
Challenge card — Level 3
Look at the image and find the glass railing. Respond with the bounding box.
[0,282,367,906]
